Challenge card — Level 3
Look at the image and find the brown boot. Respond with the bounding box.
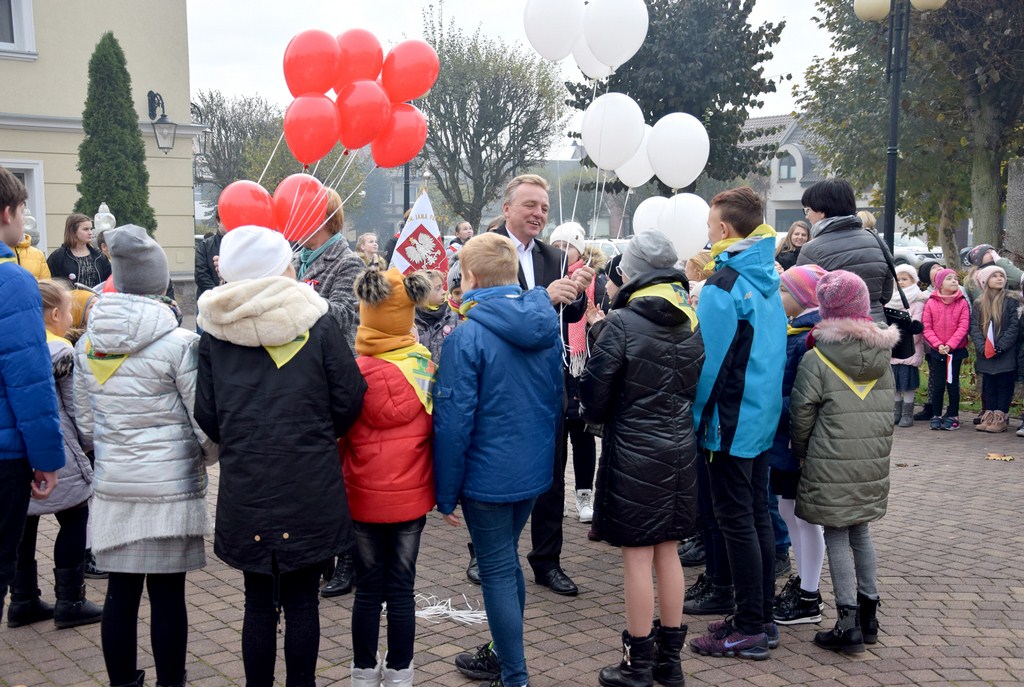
[976,410,994,431]
[984,410,1009,433]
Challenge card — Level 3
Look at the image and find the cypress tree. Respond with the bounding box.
[74,32,157,232]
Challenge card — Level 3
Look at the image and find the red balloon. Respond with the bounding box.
[381,40,440,103]
[336,80,391,150]
[274,174,328,243]
[371,103,428,168]
[283,30,342,98]
[283,94,340,165]
[218,181,276,231]
[334,29,384,94]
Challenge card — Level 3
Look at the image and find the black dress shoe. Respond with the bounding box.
[466,542,481,585]
[535,568,578,596]
[321,552,354,597]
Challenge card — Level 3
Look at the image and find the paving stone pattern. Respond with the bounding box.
[3,416,1023,686]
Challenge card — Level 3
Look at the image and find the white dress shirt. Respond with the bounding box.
[507,231,536,290]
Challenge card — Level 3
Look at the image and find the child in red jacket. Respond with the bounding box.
[340,267,436,687]
[921,268,971,430]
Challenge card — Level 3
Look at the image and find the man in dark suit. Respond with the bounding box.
[494,174,594,596]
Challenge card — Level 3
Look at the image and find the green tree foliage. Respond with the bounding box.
[420,2,567,230]
[565,0,786,193]
[192,90,281,191]
[74,32,156,232]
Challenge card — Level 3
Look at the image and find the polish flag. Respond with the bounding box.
[390,190,449,277]
[984,321,997,359]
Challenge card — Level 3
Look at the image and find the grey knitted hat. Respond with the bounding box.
[107,224,169,296]
[620,230,678,278]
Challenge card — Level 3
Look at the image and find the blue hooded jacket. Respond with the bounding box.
[433,285,562,514]
[692,227,787,458]
[0,242,65,471]
[767,309,821,472]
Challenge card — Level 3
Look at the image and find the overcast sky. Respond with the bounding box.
[187,0,832,125]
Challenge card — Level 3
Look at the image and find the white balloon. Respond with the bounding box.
[572,33,613,80]
[658,193,711,260]
[583,0,649,70]
[648,113,711,190]
[633,196,669,234]
[524,0,585,62]
[581,93,645,171]
[615,124,654,188]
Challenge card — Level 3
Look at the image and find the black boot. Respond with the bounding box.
[112,670,145,687]
[466,542,480,585]
[7,561,54,628]
[652,620,687,687]
[53,563,103,629]
[321,552,354,597]
[677,537,705,567]
[156,670,187,687]
[84,548,108,579]
[683,573,710,602]
[913,403,933,421]
[683,583,735,616]
[599,629,657,687]
[857,593,880,644]
[813,604,864,654]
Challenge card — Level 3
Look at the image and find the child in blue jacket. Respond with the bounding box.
[433,232,562,687]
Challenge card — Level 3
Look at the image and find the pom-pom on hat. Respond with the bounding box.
[816,269,870,320]
[549,222,586,257]
[780,264,827,309]
[107,224,169,296]
[620,230,678,278]
[975,264,1006,290]
[218,226,293,282]
[354,267,432,356]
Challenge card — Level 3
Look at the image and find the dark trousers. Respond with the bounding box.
[927,351,963,417]
[706,451,775,635]
[0,458,32,612]
[528,416,567,576]
[696,452,731,586]
[351,516,426,670]
[17,503,89,571]
[980,371,1016,413]
[242,563,322,687]
[566,418,597,492]
[102,572,188,687]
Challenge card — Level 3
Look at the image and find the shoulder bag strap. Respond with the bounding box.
[869,230,909,310]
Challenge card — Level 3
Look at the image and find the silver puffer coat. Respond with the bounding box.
[73,294,216,553]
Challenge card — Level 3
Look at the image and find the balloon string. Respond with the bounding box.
[286,149,360,252]
[556,157,563,225]
[258,132,284,186]
[571,79,600,222]
[342,165,377,205]
[617,188,632,239]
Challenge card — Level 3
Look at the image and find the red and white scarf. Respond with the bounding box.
[567,259,595,377]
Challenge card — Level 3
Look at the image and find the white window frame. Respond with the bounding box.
[0,0,36,61]
[1,158,46,248]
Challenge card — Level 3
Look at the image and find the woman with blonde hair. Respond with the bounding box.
[355,232,387,269]
[775,221,810,270]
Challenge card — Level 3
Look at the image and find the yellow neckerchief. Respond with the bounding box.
[458,299,478,317]
[0,256,15,265]
[45,330,72,346]
[710,224,777,260]
[787,325,813,336]
[374,343,437,413]
[811,347,877,400]
[627,282,699,331]
[84,337,129,385]
[263,331,310,369]
[424,303,441,312]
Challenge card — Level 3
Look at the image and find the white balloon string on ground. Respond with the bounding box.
[257,131,285,186]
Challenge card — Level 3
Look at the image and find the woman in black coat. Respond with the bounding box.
[46,213,110,288]
[580,231,704,687]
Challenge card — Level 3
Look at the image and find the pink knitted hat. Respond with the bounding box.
[816,269,869,320]
[932,268,957,292]
[975,264,1006,290]
[780,265,827,309]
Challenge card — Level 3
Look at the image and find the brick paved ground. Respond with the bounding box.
[3,415,1024,686]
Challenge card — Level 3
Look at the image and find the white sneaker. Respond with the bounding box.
[1016,422,1024,437]
[575,489,594,523]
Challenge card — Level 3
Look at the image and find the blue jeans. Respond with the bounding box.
[462,497,536,687]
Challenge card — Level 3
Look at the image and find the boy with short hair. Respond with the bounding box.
[434,232,562,687]
[689,187,787,660]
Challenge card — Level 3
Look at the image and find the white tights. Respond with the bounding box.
[778,497,826,593]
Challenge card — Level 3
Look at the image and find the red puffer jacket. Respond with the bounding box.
[339,356,435,523]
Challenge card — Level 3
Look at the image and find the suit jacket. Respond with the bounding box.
[493,225,586,324]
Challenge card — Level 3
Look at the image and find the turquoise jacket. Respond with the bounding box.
[692,228,787,458]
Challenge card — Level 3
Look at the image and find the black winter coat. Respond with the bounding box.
[195,316,366,574]
[194,231,223,299]
[579,269,704,547]
[970,295,1020,375]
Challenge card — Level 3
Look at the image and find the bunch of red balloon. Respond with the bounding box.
[217,28,440,242]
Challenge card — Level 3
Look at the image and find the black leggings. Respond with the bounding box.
[242,563,322,687]
[566,418,597,491]
[980,371,1016,413]
[927,351,963,417]
[17,504,89,571]
[102,572,187,687]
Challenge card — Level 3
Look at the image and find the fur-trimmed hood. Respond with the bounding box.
[197,276,328,347]
[812,317,900,382]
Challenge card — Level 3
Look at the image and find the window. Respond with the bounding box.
[1,159,46,248]
[0,0,36,60]
[778,153,797,182]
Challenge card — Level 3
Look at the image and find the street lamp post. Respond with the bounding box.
[855,0,948,252]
